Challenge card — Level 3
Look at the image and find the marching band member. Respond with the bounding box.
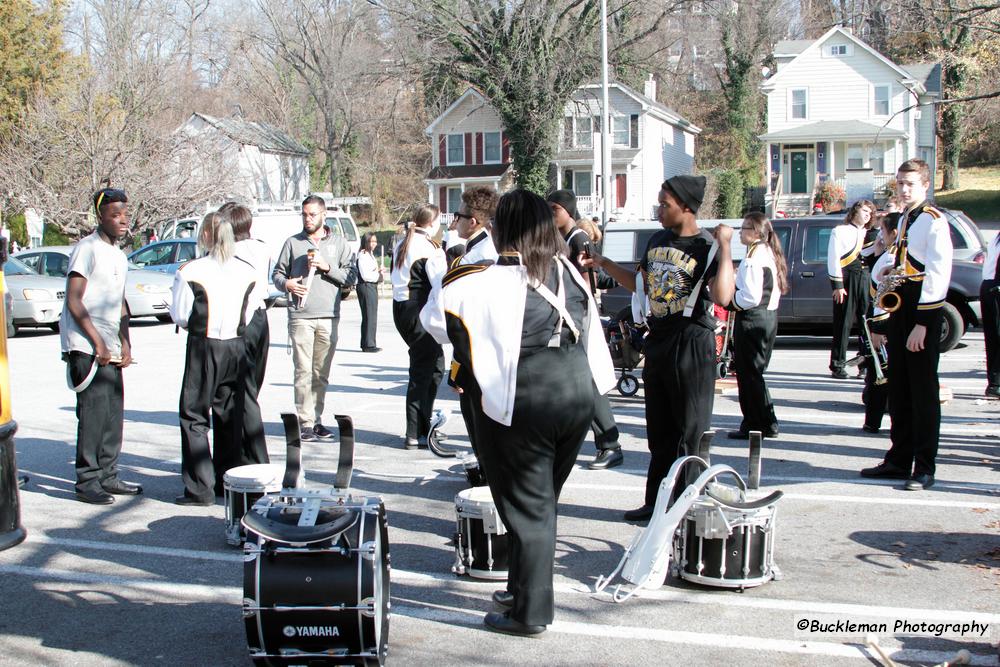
[547,189,624,470]
[727,213,786,440]
[391,204,447,449]
[581,175,734,521]
[220,203,269,465]
[861,159,952,490]
[422,189,615,636]
[356,232,384,353]
[982,233,1000,399]
[861,212,900,434]
[827,199,876,379]
[171,213,256,506]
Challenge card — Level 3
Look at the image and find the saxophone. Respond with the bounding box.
[875,266,925,313]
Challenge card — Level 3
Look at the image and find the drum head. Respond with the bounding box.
[456,486,494,506]
[224,464,284,491]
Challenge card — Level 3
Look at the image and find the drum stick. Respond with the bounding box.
[299,248,317,309]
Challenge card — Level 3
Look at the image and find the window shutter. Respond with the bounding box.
[564,169,574,190]
[475,133,483,164]
[593,115,601,132]
[464,133,473,166]
[439,186,447,212]
[630,115,639,149]
[502,132,510,163]
[563,117,573,148]
[438,135,446,166]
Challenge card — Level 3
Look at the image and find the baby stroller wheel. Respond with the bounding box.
[617,374,639,396]
[717,361,728,379]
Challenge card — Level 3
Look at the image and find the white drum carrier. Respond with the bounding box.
[596,449,782,601]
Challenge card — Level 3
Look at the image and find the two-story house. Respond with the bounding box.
[175,112,311,205]
[759,27,940,214]
[424,79,700,223]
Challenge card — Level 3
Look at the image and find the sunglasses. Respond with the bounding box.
[453,212,474,222]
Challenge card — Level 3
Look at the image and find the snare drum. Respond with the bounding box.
[223,464,285,546]
[242,490,390,666]
[674,498,776,589]
[461,455,487,487]
[452,486,508,580]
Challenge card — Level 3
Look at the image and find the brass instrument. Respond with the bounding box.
[874,266,924,313]
[860,316,888,385]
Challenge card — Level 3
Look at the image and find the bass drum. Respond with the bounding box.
[243,493,390,666]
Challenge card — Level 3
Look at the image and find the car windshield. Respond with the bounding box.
[2,257,36,275]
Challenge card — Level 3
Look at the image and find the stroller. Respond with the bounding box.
[603,308,646,396]
[713,304,735,380]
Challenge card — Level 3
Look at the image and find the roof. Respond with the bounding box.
[760,120,907,141]
[575,81,702,134]
[902,63,941,95]
[424,88,495,136]
[188,113,309,155]
[426,164,510,180]
[763,27,930,96]
[772,39,812,56]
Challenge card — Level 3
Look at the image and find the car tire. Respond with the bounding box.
[7,321,15,338]
[47,322,59,332]
[156,314,172,323]
[939,301,964,353]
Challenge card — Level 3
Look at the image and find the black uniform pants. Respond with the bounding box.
[241,308,269,465]
[862,352,889,429]
[982,279,1000,388]
[734,307,778,434]
[393,300,444,439]
[831,268,870,371]
[68,353,124,494]
[590,390,620,451]
[179,336,245,501]
[475,345,593,627]
[641,325,715,507]
[884,284,942,476]
[357,281,379,350]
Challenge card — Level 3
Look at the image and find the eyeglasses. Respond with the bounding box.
[453,212,474,222]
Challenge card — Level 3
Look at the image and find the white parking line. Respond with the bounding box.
[3,561,995,665]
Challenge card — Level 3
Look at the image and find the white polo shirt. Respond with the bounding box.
[59,232,127,355]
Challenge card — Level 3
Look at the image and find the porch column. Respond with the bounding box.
[427,183,434,204]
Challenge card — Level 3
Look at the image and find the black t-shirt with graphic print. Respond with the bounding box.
[639,228,719,334]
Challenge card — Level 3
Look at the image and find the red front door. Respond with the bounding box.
[615,174,627,208]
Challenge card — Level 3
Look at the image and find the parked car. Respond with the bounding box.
[2,256,65,336]
[4,287,13,339]
[600,211,983,352]
[127,238,198,273]
[15,246,175,322]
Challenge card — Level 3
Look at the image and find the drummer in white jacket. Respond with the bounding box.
[421,189,614,638]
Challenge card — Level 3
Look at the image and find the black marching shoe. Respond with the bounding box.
[860,462,910,479]
[623,504,654,521]
[905,473,935,491]
[986,385,1000,400]
[492,590,513,608]
[862,424,880,434]
[727,430,749,440]
[483,611,546,637]
[75,489,114,505]
[588,447,623,470]
[102,480,143,495]
[174,494,214,507]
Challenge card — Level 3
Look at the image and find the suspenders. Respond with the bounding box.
[530,260,581,347]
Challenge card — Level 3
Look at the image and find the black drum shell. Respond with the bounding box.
[459,516,509,578]
[682,519,767,581]
[244,499,389,666]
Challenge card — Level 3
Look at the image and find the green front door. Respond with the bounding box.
[790,152,808,193]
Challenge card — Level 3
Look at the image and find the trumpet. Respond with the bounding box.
[874,266,924,313]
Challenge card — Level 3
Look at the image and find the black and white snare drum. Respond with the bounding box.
[223,464,285,546]
[452,486,508,580]
[461,455,487,487]
[242,490,390,666]
[674,498,776,589]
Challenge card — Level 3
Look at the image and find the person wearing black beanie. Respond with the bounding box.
[579,175,735,521]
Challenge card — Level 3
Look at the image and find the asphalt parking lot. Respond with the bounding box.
[1,295,997,666]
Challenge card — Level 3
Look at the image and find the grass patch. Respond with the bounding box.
[935,166,1000,222]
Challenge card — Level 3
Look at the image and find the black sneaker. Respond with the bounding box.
[313,424,336,440]
[300,429,318,443]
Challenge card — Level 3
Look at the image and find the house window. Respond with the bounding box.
[847,144,865,170]
[873,85,891,116]
[830,44,847,56]
[483,131,502,163]
[869,144,885,173]
[446,134,464,165]
[790,89,807,120]
[574,116,593,148]
[612,115,629,146]
[574,170,593,197]
[446,187,462,213]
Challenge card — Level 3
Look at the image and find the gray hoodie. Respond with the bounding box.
[272,227,356,319]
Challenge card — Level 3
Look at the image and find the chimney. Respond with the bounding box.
[644,74,657,101]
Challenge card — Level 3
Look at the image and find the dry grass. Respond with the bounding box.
[935,166,1000,222]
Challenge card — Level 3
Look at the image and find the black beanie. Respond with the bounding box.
[545,189,579,220]
[663,175,706,214]
[93,188,128,212]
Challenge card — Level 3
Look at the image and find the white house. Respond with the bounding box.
[759,27,940,214]
[175,112,311,205]
[424,79,701,222]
